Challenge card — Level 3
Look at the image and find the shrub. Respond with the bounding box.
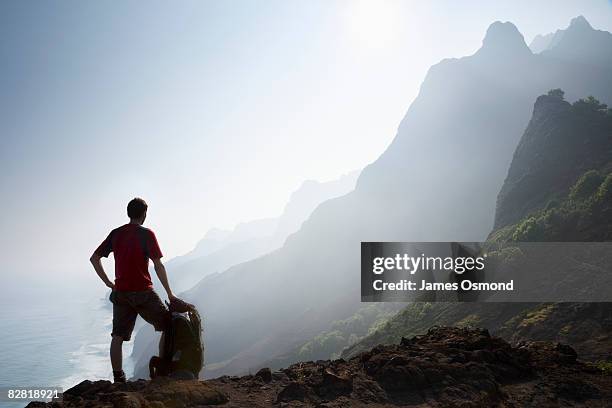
[596,360,612,376]
[544,198,560,210]
[547,88,565,100]
[595,173,612,202]
[572,96,608,113]
[569,170,603,201]
[511,216,544,241]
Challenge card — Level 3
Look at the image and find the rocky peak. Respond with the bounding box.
[530,32,556,53]
[533,15,612,65]
[478,21,532,58]
[494,92,612,229]
[568,15,593,31]
[529,16,598,54]
[531,93,572,119]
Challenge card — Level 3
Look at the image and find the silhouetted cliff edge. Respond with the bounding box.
[343,91,612,364]
[28,327,612,407]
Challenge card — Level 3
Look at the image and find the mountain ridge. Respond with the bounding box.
[161,170,358,292]
[479,21,532,57]
[530,14,612,66]
[344,91,612,362]
[132,16,612,379]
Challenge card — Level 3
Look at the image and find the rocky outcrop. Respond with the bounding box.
[539,15,612,66]
[27,377,228,408]
[494,93,612,229]
[29,327,611,407]
[477,21,532,58]
[346,91,612,362]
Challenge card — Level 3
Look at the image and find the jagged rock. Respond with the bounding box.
[168,369,197,380]
[276,381,311,403]
[351,376,388,403]
[28,378,228,407]
[318,369,352,399]
[64,379,115,398]
[29,327,611,407]
[556,343,578,362]
[271,370,287,381]
[254,367,272,383]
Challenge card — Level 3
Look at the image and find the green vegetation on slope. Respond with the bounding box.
[295,304,400,361]
[262,303,403,369]
[489,168,612,243]
[344,92,612,361]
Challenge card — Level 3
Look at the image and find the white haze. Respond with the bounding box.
[1,0,611,289]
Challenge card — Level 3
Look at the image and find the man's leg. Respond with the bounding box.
[137,290,170,338]
[136,290,171,377]
[110,292,137,383]
[110,335,123,372]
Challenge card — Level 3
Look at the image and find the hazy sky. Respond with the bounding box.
[2,0,612,285]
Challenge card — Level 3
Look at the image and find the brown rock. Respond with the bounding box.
[276,381,311,403]
[254,367,272,383]
[29,327,612,407]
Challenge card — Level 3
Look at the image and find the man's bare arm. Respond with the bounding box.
[152,258,175,300]
[90,253,115,290]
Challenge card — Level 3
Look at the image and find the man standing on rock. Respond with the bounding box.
[90,197,176,383]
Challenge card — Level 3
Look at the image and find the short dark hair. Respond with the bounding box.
[127,198,148,219]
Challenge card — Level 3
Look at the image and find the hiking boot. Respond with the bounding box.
[113,370,127,383]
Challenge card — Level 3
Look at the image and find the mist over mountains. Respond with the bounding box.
[162,172,358,292]
[530,15,612,66]
[344,89,612,361]
[133,16,612,379]
[133,172,358,367]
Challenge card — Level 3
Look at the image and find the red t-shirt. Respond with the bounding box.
[95,224,163,291]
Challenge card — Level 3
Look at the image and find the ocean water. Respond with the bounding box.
[0,285,137,407]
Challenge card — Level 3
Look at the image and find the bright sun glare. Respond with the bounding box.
[346,0,404,52]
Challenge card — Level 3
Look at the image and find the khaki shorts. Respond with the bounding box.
[110,289,170,341]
